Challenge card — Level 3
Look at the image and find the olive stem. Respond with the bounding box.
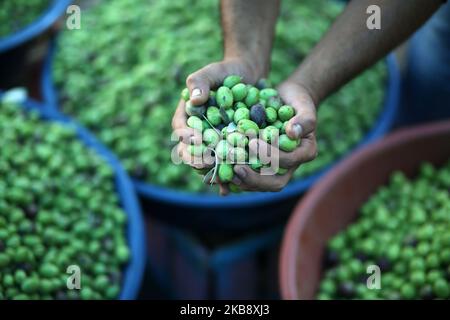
[201,115,222,136]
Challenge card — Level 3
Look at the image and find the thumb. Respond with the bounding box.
[186,62,227,106]
[279,84,317,140]
[285,111,316,140]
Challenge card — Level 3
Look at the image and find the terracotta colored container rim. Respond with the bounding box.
[279,119,450,300]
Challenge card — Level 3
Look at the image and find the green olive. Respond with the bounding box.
[265,107,277,123]
[244,87,259,107]
[278,134,298,152]
[187,115,203,131]
[218,164,234,183]
[216,86,234,109]
[206,107,222,126]
[203,128,220,147]
[278,105,295,122]
[223,75,242,88]
[231,83,248,101]
[181,88,190,101]
[259,88,278,101]
[233,108,250,124]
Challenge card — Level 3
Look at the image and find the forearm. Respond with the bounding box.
[221,0,280,77]
[288,0,443,104]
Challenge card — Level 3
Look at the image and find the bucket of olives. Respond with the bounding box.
[0,1,71,88]
[0,90,146,300]
[280,120,450,300]
[0,0,72,50]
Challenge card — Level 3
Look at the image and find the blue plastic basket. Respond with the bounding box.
[0,0,72,53]
[144,217,282,299]
[0,92,147,300]
[42,43,401,231]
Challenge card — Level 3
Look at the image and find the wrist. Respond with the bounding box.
[223,51,270,81]
[279,77,320,108]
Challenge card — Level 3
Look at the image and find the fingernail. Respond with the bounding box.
[236,167,247,178]
[293,124,303,139]
[189,136,199,145]
[191,88,202,97]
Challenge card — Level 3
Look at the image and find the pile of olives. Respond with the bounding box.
[54,0,386,193]
[0,95,130,300]
[318,162,450,300]
[0,1,50,37]
[182,75,298,190]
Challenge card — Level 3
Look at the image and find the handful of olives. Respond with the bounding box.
[182,75,299,192]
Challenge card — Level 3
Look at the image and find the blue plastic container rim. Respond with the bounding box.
[0,91,147,300]
[0,0,72,53]
[42,41,400,209]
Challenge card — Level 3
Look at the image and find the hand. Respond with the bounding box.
[231,81,318,194]
[171,58,264,195]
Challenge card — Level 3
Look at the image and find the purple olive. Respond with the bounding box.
[255,78,272,90]
[208,95,217,107]
[250,103,266,128]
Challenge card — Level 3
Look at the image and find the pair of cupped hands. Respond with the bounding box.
[172,58,318,195]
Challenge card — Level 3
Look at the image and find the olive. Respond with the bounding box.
[255,78,272,90]
[181,88,190,101]
[249,104,266,128]
[323,250,339,268]
[223,75,242,88]
[338,282,355,299]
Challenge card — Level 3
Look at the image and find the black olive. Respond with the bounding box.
[403,235,418,247]
[358,274,368,285]
[17,263,33,273]
[109,271,122,285]
[255,79,271,90]
[376,257,391,271]
[132,164,148,179]
[355,252,368,262]
[24,203,38,219]
[56,291,68,300]
[103,237,115,252]
[338,282,355,299]
[323,250,339,268]
[112,115,128,126]
[172,65,183,84]
[208,96,217,107]
[250,104,266,128]
[420,285,435,300]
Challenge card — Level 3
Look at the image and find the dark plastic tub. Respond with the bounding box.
[0,92,147,300]
[144,217,282,299]
[279,120,450,299]
[0,0,71,89]
[42,45,401,232]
